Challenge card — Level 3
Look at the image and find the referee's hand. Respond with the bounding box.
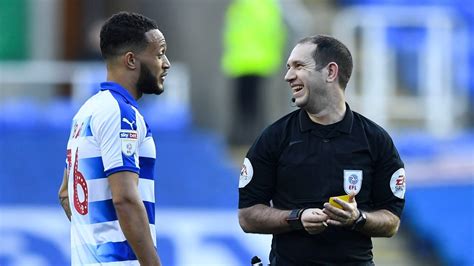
[301,208,329,235]
[322,193,359,227]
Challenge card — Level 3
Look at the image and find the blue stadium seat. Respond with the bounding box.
[405,185,474,266]
[396,132,474,266]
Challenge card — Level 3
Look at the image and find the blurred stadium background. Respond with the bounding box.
[0,0,473,265]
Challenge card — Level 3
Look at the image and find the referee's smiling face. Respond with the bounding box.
[136,29,171,95]
[285,43,328,111]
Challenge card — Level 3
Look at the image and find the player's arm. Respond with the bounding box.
[108,171,161,266]
[58,168,71,221]
[239,204,328,235]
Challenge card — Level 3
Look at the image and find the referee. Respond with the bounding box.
[238,35,406,265]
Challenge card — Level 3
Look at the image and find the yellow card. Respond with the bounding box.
[329,195,351,209]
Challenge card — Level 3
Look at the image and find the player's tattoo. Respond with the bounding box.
[60,196,72,221]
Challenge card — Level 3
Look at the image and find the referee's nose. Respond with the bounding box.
[284,67,296,83]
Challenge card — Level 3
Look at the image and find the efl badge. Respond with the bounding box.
[120,130,138,156]
[390,168,406,199]
[344,170,363,195]
[239,158,254,188]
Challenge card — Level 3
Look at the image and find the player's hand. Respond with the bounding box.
[300,208,329,234]
[322,193,359,227]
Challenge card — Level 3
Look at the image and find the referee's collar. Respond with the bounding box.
[100,82,138,108]
[299,103,354,134]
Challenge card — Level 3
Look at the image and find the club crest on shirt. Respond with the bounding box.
[120,130,138,156]
[390,168,406,199]
[343,170,363,195]
[239,158,254,188]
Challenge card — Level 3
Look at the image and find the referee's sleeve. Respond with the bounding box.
[238,128,278,209]
[371,131,406,218]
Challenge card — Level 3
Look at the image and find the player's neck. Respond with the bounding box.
[106,73,140,100]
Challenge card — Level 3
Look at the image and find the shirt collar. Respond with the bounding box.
[299,103,353,134]
[100,82,138,108]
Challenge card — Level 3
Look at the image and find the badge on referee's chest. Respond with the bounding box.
[343,170,363,195]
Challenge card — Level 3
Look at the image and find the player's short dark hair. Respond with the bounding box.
[298,35,353,89]
[100,12,158,59]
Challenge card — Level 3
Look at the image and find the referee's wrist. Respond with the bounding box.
[351,208,367,231]
[286,208,306,230]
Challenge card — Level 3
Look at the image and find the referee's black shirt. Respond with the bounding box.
[239,104,405,265]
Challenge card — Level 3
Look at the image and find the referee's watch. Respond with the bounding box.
[351,209,367,231]
[286,209,305,230]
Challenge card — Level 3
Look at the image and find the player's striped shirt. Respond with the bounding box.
[65,82,156,265]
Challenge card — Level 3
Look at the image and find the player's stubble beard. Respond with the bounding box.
[136,63,163,95]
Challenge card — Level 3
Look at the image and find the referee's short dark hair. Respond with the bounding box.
[298,35,353,90]
[100,12,158,60]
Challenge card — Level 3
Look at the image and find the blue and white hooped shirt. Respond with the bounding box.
[65,82,156,265]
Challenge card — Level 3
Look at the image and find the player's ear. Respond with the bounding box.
[124,52,137,70]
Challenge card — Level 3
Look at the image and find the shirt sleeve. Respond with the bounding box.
[371,130,406,217]
[91,100,140,176]
[238,127,279,209]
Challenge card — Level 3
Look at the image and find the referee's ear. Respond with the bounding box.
[124,52,137,70]
[326,62,339,84]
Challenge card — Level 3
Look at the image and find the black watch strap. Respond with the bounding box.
[286,208,305,230]
[351,209,367,231]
